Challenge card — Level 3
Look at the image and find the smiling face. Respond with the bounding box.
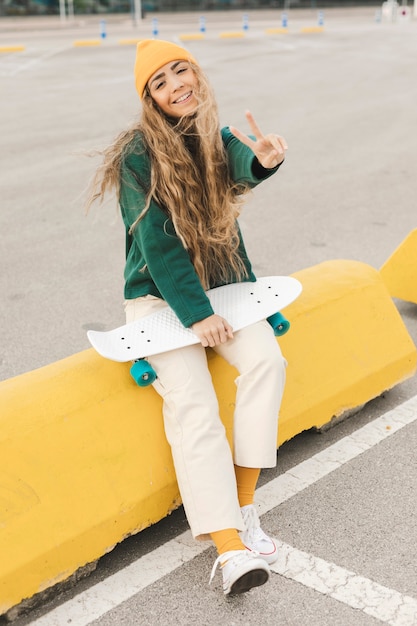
[147,60,198,118]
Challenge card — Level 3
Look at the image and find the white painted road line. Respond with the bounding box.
[255,393,417,514]
[272,541,417,626]
[31,531,207,626]
[31,395,417,626]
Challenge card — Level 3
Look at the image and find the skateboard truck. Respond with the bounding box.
[129,311,290,387]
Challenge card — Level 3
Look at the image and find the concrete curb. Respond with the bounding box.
[0,259,416,616]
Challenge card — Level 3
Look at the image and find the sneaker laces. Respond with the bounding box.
[209,549,259,585]
[241,506,271,544]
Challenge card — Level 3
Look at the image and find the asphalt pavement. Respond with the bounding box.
[0,7,416,625]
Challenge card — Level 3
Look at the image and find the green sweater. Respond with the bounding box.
[120,126,280,328]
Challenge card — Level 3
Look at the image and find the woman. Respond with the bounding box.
[87,39,288,596]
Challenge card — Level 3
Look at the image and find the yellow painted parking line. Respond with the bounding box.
[179,33,205,41]
[73,39,101,47]
[219,31,245,38]
[301,26,325,33]
[0,45,25,53]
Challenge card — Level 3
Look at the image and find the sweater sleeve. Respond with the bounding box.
[120,150,214,328]
[221,126,281,186]
[134,208,214,327]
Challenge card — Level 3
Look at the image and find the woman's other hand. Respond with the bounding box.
[191,314,234,347]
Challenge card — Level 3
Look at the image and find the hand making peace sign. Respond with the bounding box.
[229,110,288,170]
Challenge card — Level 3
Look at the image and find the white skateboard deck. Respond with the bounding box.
[87,276,302,363]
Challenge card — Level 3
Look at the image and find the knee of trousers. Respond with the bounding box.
[161,384,225,447]
[238,340,287,388]
[148,346,225,446]
[216,320,287,383]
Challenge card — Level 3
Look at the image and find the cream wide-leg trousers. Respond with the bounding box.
[125,295,287,539]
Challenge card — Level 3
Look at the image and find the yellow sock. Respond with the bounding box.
[234,465,261,507]
[210,528,245,556]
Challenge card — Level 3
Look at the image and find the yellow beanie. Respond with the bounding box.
[134,39,198,99]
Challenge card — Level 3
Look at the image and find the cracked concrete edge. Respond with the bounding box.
[2,562,98,623]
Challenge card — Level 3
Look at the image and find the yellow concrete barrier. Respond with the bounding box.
[279,260,416,443]
[1,259,415,615]
[0,354,174,616]
[379,229,417,304]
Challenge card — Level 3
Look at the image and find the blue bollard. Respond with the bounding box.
[100,19,107,39]
[281,11,288,28]
[318,10,324,26]
[152,17,159,38]
[242,13,249,31]
[199,15,206,33]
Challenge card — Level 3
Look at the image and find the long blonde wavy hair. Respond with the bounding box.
[86,62,250,289]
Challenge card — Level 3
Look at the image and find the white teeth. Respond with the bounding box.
[175,92,191,103]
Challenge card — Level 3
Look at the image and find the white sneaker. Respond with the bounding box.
[209,549,270,596]
[239,504,279,565]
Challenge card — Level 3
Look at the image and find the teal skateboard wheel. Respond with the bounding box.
[130,360,157,387]
[267,312,290,336]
